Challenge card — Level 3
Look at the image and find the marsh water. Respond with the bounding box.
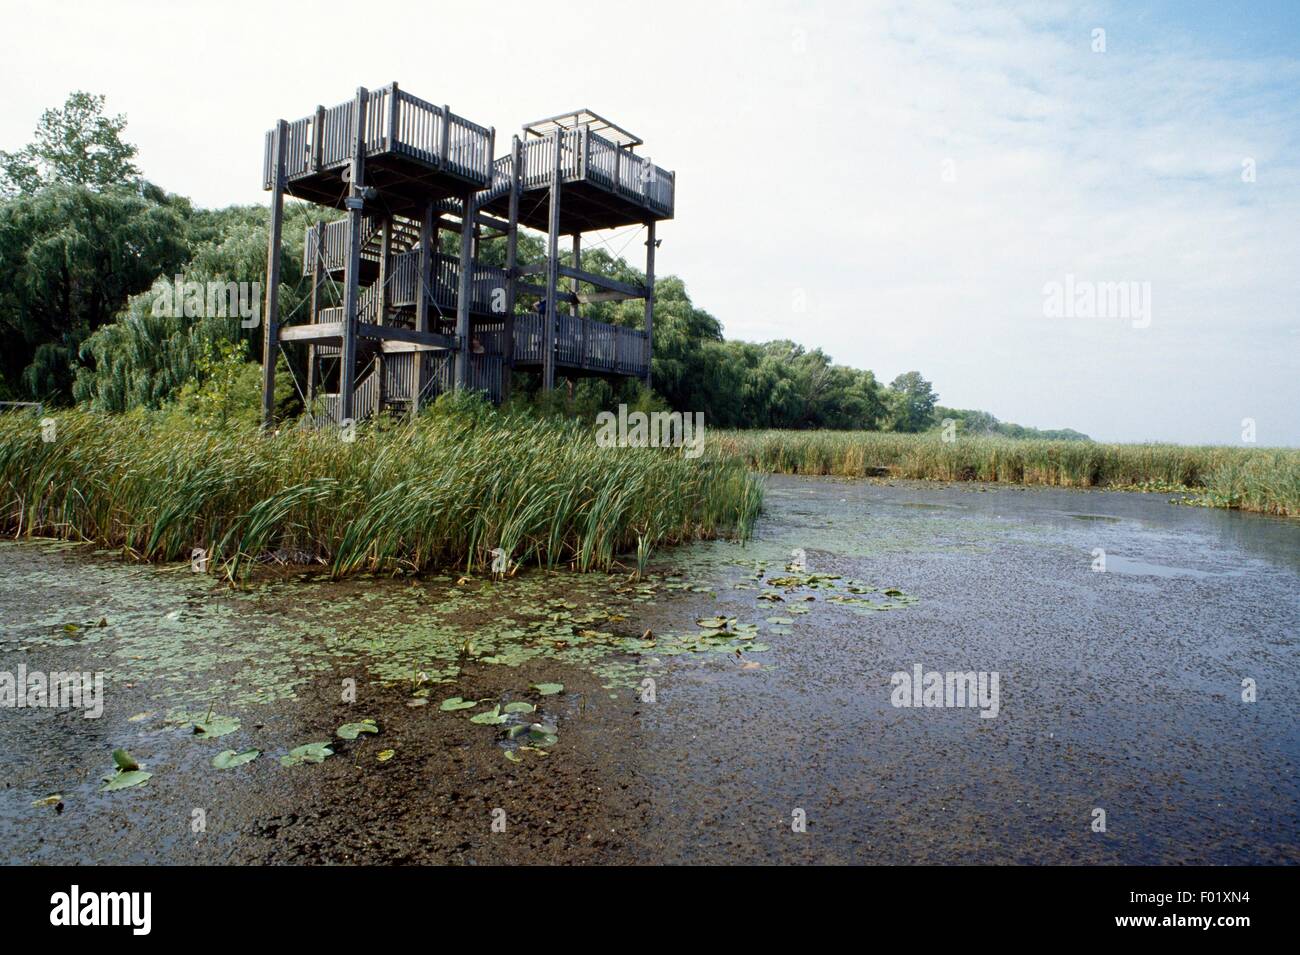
[2,476,1296,864]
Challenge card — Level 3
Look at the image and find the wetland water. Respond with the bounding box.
[2,476,1296,864]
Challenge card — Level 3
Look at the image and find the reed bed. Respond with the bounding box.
[0,410,763,580]
[714,430,1300,517]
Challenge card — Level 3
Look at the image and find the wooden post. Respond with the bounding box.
[543,131,562,391]
[502,135,521,403]
[453,190,475,389]
[643,220,656,389]
[388,82,400,150]
[413,201,434,417]
[339,87,369,424]
[377,217,392,325]
[306,218,325,408]
[571,233,582,367]
[260,119,287,430]
[312,106,324,171]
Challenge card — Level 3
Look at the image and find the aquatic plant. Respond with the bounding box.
[714,430,1300,516]
[0,409,763,580]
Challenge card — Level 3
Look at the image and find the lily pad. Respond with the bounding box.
[32,794,63,808]
[193,716,240,739]
[336,719,379,740]
[101,770,152,792]
[439,696,477,711]
[376,749,396,762]
[212,748,260,770]
[502,701,535,714]
[281,742,333,766]
[531,682,564,696]
[469,705,507,725]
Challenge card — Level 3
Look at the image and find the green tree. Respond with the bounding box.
[0,92,140,197]
[887,371,938,432]
[0,184,191,400]
[73,203,313,412]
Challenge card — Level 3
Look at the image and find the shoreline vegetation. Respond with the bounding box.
[716,430,1300,517]
[0,408,763,582]
[2,408,1295,588]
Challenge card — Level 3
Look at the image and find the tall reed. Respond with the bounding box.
[714,430,1300,517]
[0,409,763,580]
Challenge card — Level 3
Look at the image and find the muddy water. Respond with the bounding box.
[1,477,1296,864]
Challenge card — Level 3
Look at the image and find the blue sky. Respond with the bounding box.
[1,0,1296,444]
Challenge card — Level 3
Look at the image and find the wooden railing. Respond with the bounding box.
[583,129,674,218]
[499,126,674,218]
[301,217,381,276]
[513,314,649,376]
[387,250,509,316]
[264,86,493,189]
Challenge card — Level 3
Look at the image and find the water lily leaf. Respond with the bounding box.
[504,750,522,763]
[695,616,729,629]
[101,770,152,792]
[212,748,260,769]
[766,616,794,625]
[439,696,477,711]
[469,705,507,725]
[111,748,140,772]
[531,682,564,696]
[32,794,62,808]
[336,719,379,739]
[884,588,905,596]
[376,749,396,762]
[281,742,333,766]
[502,701,535,714]
[193,716,240,739]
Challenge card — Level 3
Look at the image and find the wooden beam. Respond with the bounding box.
[376,217,391,325]
[414,201,434,417]
[543,131,561,391]
[453,189,475,389]
[517,262,645,298]
[502,135,522,402]
[576,290,641,304]
[643,220,656,388]
[260,119,287,430]
[359,322,457,350]
[338,87,368,423]
[306,217,325,406]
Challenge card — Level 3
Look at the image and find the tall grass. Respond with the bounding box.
[0,409,763,580]
[715,430,1300,517]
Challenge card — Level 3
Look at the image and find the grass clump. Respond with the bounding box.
[0,406,763,580]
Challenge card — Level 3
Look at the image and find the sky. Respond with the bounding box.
[2,0,1297,444]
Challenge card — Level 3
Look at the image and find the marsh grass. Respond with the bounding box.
[715,430,1300,517]
[0,409,763,581]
